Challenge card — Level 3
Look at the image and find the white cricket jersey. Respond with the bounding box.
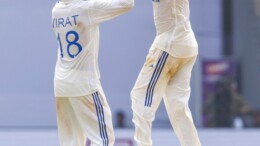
[52,0,134,97]
[151,0,198,58]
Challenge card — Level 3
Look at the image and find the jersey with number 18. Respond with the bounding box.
[52,0,133,97]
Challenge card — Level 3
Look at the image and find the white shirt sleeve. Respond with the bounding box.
[88,0,134,23]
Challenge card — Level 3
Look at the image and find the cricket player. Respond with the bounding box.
[52,0,133,146]
[131,0,201,146]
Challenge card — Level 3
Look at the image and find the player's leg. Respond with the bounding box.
[69,91,115,146]
[56,97,86,146]
[163,56,201,146]
[131,49,170,146]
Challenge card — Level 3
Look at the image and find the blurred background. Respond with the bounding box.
[0,0,260,146]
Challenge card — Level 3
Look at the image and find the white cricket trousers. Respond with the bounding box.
[131,49,201,146]
[56,90,115,146]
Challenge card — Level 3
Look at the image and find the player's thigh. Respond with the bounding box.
[132,49,171,121]
[69,92,114,145]
[132,49,161,93]
[68,95,97,122]
[56,97,84,144]
[132,49,170,97]
[98,89,113,117]
[168,56,197,88]
[165,56,197,103]
[56,97,75,123]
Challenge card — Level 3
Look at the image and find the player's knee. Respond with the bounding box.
[131,91,143,112]
[130,87,145,99]
[132,105,155,122]
[171,101,191,117]
[130,88,136,99]
[131,90,155,122]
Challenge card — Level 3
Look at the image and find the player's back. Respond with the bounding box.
[152,0,198,58]
[52,0,134,97]
[52,1,93,61]
[153,0,190,34]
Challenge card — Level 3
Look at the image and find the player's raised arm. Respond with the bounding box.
[88,0,134,23]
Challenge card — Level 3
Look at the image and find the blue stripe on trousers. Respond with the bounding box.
[145,52,166,106]
[145,51,169,107]
[93,92,109,146]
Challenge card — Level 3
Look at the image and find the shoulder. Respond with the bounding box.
[52,2,60,14]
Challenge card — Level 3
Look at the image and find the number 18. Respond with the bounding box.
[57,30,82,58]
